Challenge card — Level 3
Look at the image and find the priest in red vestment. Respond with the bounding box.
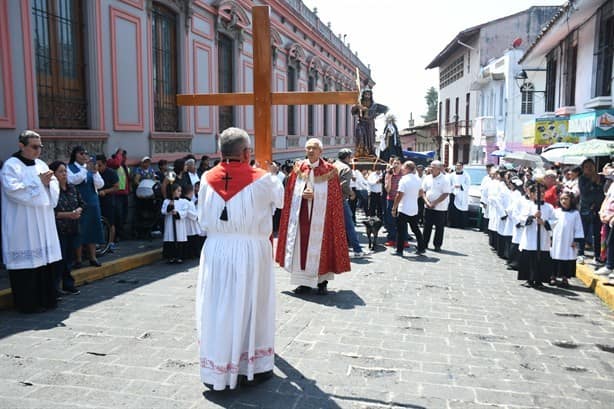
[276,138,350,295]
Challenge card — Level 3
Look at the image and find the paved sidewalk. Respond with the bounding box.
[0,226,613,408]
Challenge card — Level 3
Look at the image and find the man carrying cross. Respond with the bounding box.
[195,127,284,390]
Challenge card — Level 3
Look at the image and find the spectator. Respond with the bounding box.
[366,169,383,218]
[161,158,192,199]
[133,156,157,187]
[577,159,605,265]
[67,146,104,268]
[107,149,130,242]
[186,158,200,187]
[1,130,61,312]
[156,159,168,182]
[542,169,560,208]
[197,155,210,177]
[49,161,83,296]
[97,155,119,251]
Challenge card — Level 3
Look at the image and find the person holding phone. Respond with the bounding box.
[67,146,104,267]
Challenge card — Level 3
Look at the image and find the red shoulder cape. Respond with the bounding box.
[275,159,351,274]
[206,162,266,201]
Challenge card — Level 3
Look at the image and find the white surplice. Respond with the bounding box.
[161,198,188,242]
[1,157,61,270]
[550,209,584,260]
[195,173,283,390]
[519,202,556,252]
[451,172,471,211]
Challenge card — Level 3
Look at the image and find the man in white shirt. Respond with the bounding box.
[366,170,383,218]
[421,160,452,251]
[392,161,426,256]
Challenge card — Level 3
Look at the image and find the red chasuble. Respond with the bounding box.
[206,162,266,201]
[275,159,351,275]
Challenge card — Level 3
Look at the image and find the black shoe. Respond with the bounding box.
[65,287,80,295]
[293,285,310,294]
[89,259,102,267]
[73,261,83,269]
[433,246,442,252]
[317,281,328,295]
[176,259,183,264]
[239,370,274,387]
[415,249,426,255]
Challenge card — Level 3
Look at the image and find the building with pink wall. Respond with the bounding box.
[0,0,372,164]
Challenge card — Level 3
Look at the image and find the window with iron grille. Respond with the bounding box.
[32,0,88,129]
[287,65,296,135]
[439,56,463,89]
[545,54,557,112]
[521,83,534,115]
[152,3,178,132]
[218,33,234,133]
[307,75,315,135]
[595,2,613,98]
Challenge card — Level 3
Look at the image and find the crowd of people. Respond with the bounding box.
[482,158,614,287]
[0,130,213,313]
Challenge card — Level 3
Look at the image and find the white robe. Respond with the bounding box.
[161,198,188,242]
[511,195,529,245]
[503,190,521,237]
[487,179,502,232]
[451,172,471,211]
[496,183,511,236]
[195,173,283,390]
[550,209,584,260]
[519,202,555,252]
[1,157,61,270]
[184,199,203,236]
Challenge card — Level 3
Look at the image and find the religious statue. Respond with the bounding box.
[379,114,403,162]
[351,88,388,157]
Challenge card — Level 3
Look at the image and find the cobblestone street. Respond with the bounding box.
[0,227,613,409]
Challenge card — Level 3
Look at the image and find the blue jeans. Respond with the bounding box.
[343,199,363,253]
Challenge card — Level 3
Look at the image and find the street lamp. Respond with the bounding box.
[514,69,546,93]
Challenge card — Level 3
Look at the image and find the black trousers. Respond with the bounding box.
[368,192,383,218]
[396,212,425,253]
[9,264,57,313]
[423,209,447,249]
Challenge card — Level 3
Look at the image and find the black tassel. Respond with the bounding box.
[220,205,228,221]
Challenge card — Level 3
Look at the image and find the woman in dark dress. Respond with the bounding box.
[50,161,84,295]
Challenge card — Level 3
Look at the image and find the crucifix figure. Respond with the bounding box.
[176,6,359,166]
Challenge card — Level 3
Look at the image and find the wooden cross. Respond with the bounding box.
[177,5,359,166]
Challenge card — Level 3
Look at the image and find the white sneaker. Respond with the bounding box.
[590,257,604,266]
[595,266,613,276]
[576,256,585,264]
[352,251,371,258]
[608,273,614,280]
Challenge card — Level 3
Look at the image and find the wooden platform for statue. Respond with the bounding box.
[351,155,389,170]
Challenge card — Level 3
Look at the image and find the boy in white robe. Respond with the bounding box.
[550,192,584,287]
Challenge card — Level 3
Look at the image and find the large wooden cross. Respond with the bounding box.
[176,5,359,166]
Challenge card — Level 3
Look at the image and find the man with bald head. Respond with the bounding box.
[421,160,452,251]
[276,138,351,295]
[392,161,426,256]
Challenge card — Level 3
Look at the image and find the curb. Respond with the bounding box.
[0,249,163,310]
[576,263,614,310]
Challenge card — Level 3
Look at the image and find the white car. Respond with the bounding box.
[463,166,488,226]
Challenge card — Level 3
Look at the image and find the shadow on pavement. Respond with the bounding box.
[534,284,592,297]
[432,248,467,257]
[0,259,196,341]
[203,354,343,408]
[281,289,365,310]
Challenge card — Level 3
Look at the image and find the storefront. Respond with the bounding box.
[521,116,576,151]
[568,109,614,141]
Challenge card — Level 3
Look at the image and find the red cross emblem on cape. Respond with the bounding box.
[206,162,266,202]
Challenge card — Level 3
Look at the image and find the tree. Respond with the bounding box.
[421,86,438,122]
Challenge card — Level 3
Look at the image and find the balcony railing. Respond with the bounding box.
[442,120,472,138]
[473,116,496,137]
